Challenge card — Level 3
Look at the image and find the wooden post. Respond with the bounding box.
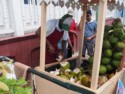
[91,0,108,89]
[40,0,47,70]
[77,5,87,67]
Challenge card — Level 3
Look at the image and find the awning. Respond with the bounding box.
[40,0,125,10]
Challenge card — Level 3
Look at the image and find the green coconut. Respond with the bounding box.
[72,68,81,77]
[60,61,70,70]
[64,69,72,78]
[101,57,111,65]
[113,52,123,60]
[59,75,70,80]
[99,65,107,75]
[103,49,112,57]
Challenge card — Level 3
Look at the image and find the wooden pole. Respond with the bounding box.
[40,0,47,70]
[45,56,87,68]
[77,5,87,67]
[91,0,108,89]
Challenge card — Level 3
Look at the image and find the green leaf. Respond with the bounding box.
[16,78,27,86]
[24,87,32,93]
[0,90,6,94]
[7,79,16,86]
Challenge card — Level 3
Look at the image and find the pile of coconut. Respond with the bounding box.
[50,61,115,88]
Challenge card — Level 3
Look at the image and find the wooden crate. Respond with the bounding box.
[35,67,125,94]
[36,0,125,93]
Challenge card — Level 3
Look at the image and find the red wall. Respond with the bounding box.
[0,33,40,68]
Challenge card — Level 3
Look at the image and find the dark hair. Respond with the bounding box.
[87,10,92,15]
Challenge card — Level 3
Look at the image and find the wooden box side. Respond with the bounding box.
[35,75,68,94]
[35,67,96,94]
[96,69,125,94]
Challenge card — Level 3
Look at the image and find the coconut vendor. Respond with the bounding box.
[58,9,77,58]
[82,10,97,57]
[36,11,74,64]
[67,17,77,58]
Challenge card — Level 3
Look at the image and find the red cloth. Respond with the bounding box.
[70,19,77,32]
[46,28,64,64]
[69,19,77,45]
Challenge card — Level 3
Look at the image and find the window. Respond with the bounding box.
[24,0,37,5]
[24,0,29,4]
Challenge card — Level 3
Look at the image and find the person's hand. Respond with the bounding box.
[70,30,76,33]
[61,59,67,63]
[86,36,92,41]
[56,53,65,62]
[48,45,55,54]
[70,30,78,37]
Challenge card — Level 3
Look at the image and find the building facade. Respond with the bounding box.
[0,0,123,37]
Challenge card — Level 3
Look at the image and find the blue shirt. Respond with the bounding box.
[84,21,97,42]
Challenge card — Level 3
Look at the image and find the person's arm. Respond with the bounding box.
[69,20,77,37]
[68,38,74,54]
[68,38,73,48]
[91,32,96,39]
[60,17,72,60]
[86,32,96,41]
[86,22,97,41]
[60,31,69,60]
[46,39,55,54]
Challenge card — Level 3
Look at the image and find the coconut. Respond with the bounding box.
[59,68,65,75]
[108,73,115,79]
[98,76,108,87]
[77,73,84,80]
[64,69,72,79]
[59,75,70,80]
[72,68,81,77]
[79,67,84,73]
[60,61,70,70]
[80,75,91,87]
[65,69,71,73]
[74,77,80,83]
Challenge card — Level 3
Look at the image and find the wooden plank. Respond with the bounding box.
[45,55,79,68]
[35,75,68,94]
[40,0,47,70]
[91,0,108,90]
[45,54,88,68]
[35,67,96,94]
[97,69,125,94]
[77,5,87,67]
